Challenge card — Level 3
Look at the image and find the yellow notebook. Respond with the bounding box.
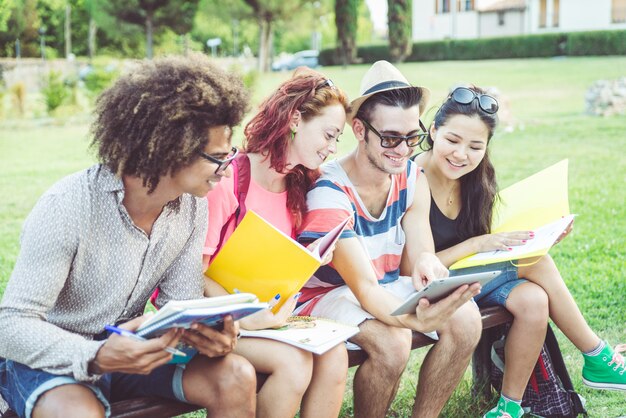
[450,160,573,270]
[205,210,351,311]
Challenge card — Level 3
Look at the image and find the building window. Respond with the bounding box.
[434,0,450,13]
[553,0,560,27]
[457,0,474,11]
[613,0,626,23]
[539,0,547,28]
[498,11,505,26]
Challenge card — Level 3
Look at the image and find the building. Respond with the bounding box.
[412,0,626,41]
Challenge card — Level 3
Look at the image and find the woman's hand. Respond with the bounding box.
[553,218,574,246]
[473,231,534,252]
[307,238,335,265]
[238,293,299,330]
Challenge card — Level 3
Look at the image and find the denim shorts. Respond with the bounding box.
[0,358,187,418]
[449,261,526,308]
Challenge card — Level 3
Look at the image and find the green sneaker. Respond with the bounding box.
[483,396,524,418]
[582,342,626,391]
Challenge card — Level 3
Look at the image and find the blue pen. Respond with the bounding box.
[104,325,187,357]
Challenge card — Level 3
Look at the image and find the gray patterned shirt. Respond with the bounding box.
[0,164,207,381]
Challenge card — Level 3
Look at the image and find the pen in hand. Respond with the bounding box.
[104,325,187,357]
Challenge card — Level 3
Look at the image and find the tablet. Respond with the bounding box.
[391,270,502,316]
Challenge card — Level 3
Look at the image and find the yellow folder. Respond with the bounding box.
[450,160,571,270]
[205,210,350,311]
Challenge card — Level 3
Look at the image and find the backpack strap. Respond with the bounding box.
[215,153,251,256]
[545,324,589,417]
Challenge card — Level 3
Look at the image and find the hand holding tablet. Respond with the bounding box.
[391,270,502,316]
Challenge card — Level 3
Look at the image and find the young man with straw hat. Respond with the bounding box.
[296,61,483,417]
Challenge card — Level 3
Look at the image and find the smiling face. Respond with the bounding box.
[287,103,346,170]
[170,125,233,197]
[430,114,489,180]
[358,104,422,175]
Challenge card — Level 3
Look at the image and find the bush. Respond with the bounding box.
[566,30,626,56]
[83,67,119,98]
[41,71,69,114]
[320,29,626,65]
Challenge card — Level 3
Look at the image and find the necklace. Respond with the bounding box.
[446,184,457,206]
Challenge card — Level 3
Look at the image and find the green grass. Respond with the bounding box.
[1,56,625,417]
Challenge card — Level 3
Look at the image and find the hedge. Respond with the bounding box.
[319,30,626,65]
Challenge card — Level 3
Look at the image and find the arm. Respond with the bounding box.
[436,231,535,268]
[400,172,448,288]
[157,196,239,358]
[0,188,105,381]
[332,237,477,333]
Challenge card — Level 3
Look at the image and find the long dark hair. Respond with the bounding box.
[422,86,499,239]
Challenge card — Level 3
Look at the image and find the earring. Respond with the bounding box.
[290,130,296,141]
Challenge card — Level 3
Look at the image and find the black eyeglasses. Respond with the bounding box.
[360,118,429,149]
[199,147,239,174]
[449,87,499,114]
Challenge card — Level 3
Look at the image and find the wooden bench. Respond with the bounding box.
[2,306,512,418]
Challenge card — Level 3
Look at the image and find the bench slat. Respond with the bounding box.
[2,306,512,418]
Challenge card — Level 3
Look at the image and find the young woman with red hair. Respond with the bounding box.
[203,68,350,418]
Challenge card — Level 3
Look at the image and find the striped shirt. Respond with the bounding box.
[298,159,418,299]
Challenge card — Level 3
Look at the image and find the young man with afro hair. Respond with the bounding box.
[0,54,256,418]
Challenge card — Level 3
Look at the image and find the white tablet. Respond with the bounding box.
[391,270,502,316]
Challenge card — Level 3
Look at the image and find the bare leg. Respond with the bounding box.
[300,343,348,418]
[519,255,600,352]
[235,338,312,418]
[499,282,549,399]
[350,319,412,418]
[413,301,481,418]
[183,353,256,418]
[32,384,105,418]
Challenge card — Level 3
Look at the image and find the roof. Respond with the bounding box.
[477,0,527,12]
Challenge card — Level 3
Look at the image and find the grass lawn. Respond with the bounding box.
[1,56,625,417]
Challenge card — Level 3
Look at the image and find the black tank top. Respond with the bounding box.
[430,196,464,253]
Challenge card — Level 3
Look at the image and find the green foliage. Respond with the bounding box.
[83,66,119,98]
[9,81,26,116]
[41,70,69,113]
[321,30,626,65]
[387,0,412,62]
[103,0,200,58]
[566,30,626,56]
[228,63,258,91]
[0,0,40,57]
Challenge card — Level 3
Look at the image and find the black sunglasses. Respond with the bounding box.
[450,87,499,114]
[360,118,429,149]
[199,147,239,175]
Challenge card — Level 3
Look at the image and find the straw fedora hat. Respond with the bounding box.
[348,60,431,123]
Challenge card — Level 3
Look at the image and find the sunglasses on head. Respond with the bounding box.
[449,87,499,114]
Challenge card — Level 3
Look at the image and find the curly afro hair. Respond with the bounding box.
[91,53,249,192]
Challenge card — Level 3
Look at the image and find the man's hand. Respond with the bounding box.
[91,314,183,375]
[239,293,299,330]
[181,315,239,358]
[409,283,481,333]
[411,252,448,290]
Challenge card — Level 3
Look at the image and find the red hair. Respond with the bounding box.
[244,67,350,227]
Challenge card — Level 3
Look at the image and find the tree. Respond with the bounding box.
[242,0,311,72]
[0,0,40,57]
[334,0,359,65]
[104,0,199,58]
[387,0,412,62]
